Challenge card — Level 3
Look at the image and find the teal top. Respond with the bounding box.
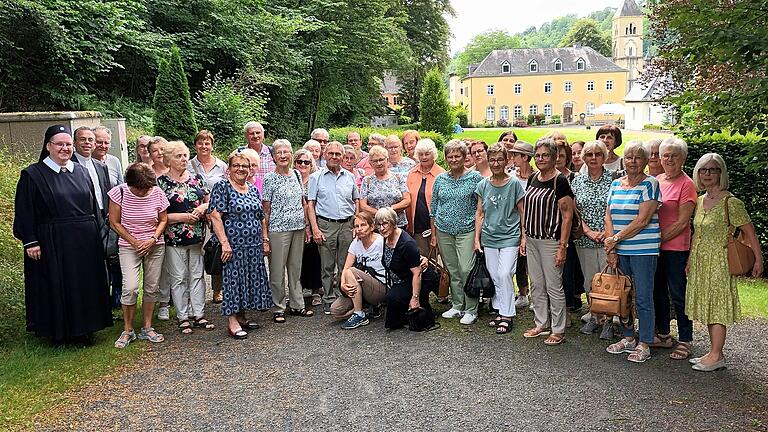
[430,170,483,235]
[475,176,525,248]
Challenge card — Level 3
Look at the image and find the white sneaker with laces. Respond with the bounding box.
[441,308,464,319]
[459,313,477,325]
[581,311,592,323]
[157,306,170,321]
[515,295,529,308]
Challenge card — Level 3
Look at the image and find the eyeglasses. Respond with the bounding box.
[231,163,250,170]
[661,153,682,160]
[315,139,329,144]
[488,158,506,165]
[49,141,72,148]
[375,221,392,228]
[369,158,387,164]
[534,153,551,160]
[295,159,312,166]
[471,149,486,155]
[584,152,602,158]
[698,167,721,175]
[327,151,342,157]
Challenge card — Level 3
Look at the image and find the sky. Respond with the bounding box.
[448,0,621,55]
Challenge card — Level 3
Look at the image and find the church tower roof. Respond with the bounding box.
[614,0,643,18]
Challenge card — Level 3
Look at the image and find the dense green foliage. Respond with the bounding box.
[559,18,611,57]
[682,132,768,256]
[0,0,451,144]
[449,8,616,76]
[419,69,454,137]
[153,47,197,146]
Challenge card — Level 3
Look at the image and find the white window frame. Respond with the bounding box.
[564,81,573,92]
[486,106,495,121]
[529,60,538,72]
[501,62,511,74]
[514,83,522,94]
[576,58,585,71]
[606,80,614,91]
[544,82,552,93]
[529,104,538,115]
[587,81,595,91]
[486,84,494,96]
[544,104,552,117]
[586,102,596,116]
[500,106,509,120]
[513,105,523,119]
[554,59,563,71]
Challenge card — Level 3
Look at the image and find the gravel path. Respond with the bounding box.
[38,302,768,431]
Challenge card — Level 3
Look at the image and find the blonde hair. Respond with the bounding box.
[162,140,189,166]
[581,140,608,160]
[293,149,317,173]
[367,145,388,160]
[693,153,729,191]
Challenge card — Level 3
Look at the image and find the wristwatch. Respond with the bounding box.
[612,235,619,243]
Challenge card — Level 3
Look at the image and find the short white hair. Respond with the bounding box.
[693,152,729,191]
[93,125,112,137]
[303,139,321,150]
[659,137,688,161]
[244,121,264,133]
[414,138,438,160]
[374,207,398,227]
[581,140,608,160]
[272,139,292,153]
[310,128,329,139]
[623,140,648,160]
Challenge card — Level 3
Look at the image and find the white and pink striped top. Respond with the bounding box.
[107,184,169,249]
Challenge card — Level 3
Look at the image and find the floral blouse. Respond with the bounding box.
[571,168,613,248]
[262,170,306,232]
[361,174,409,227]
[157,173,209,247]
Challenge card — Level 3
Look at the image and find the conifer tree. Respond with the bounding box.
[153,47,197,145]
[419,68,453,137]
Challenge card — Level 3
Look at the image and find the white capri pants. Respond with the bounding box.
[484,246,519,317]
[165,244,206,320]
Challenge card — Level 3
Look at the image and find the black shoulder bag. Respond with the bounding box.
[203,185,231,276]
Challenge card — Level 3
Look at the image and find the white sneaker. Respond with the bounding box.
[515,295,529,308]
[581,311,592,323]
[157,306,170,321]
[441,308,464,319]
[528,302,534,310]
[460,313,477,325]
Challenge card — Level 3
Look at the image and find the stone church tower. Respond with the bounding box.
[612,0,644,86]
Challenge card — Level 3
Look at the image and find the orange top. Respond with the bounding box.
[405,162,446,234]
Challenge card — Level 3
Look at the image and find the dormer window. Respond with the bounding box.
[576,58,585,71]
[501,61,511,74]
[528,60,538,73]
[554,59,563,71]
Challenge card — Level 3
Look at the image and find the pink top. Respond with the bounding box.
[657,172,697,251]
[108,184,170,248]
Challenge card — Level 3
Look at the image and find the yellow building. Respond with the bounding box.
[450,0,644,126]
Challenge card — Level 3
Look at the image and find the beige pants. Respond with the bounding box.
[576,247,607,294]
[330,268,387,319]
[268,230,305,312]
[526,238,566,333]
[165,244,206,320]
[119,244,165,305]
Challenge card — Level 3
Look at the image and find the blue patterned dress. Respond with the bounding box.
[208,180,272,314]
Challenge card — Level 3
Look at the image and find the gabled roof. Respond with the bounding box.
[624,77,666,102]
[466,46,625,78]
[614,0,643,18]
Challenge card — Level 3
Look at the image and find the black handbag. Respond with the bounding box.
[463,251,496,299]
[203,240,223,275]
[407,307,440,332]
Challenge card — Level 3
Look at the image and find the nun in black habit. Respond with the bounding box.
[13,125,112,342]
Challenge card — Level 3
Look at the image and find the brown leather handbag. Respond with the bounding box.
[426,246,450,298]
[588,265,633,318]
[724,195,756,275]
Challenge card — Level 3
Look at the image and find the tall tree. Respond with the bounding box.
[394,0,454,122]
[419,68,453,137]
[153,47,197,145]
[449,30,522,76]
[559,18,611,57]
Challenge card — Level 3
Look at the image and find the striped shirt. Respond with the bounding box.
[107,184,170,248]
[607,176,661,255]
[523,173,573,240]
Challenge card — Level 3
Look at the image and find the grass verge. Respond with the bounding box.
[457,126,672,146]
[738,277,768,319]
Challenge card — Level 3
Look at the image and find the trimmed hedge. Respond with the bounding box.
[682,132,768,257]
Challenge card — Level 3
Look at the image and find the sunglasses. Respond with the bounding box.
[295,160,312,166]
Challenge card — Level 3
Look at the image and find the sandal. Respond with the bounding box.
[193,317,215,330]
[273,312,286,323]
[648,334,674,348]
[288,308,314,317]
[496,319,512,334]
[670,341,691,360]
[138,327,165,343]
[178,320,194,335]
[228,327,247,340]
[488,316,504,328]
[544,333,565,346]
[523,327,551,338]
[114,330,136,349]
[212,291,223,304]
[237,319,260,330]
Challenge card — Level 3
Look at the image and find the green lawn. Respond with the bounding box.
[457,126,672,146]
[738,278,768,319]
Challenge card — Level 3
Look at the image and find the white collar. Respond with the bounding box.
[43,157,75,173]
[74,152,92,164]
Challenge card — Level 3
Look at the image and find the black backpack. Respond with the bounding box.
[463,251,496,299]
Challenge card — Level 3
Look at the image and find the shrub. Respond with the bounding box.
[534,114,546,125]
[153,46,197,147]
[419,68,454,137]
[194,72,267,156]
[526,114,535,125]
[682,132,768,258]
[551,114,562,125]
[452,105,469,128]
[398,115,412,125]
[644,123,664,130]
[496,118,510,128]
[513,119,529,128]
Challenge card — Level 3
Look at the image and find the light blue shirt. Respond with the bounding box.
[308,167,359,219]
[187,156,227,187]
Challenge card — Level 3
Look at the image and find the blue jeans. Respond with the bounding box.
[619,254,657,344]
[654,250,692,342]
[107,255,123,309]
